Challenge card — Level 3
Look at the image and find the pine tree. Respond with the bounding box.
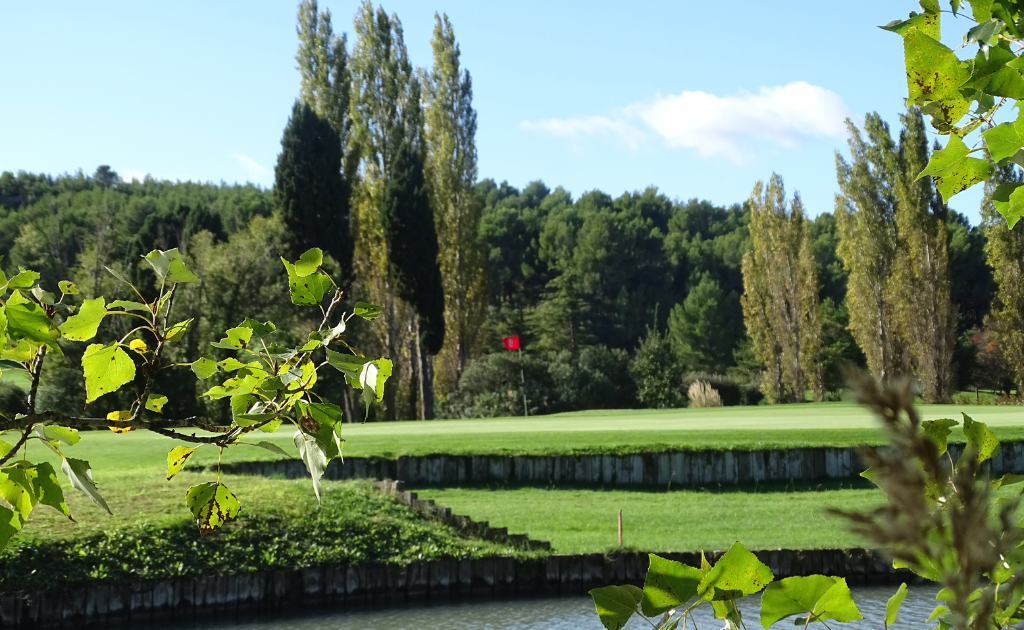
[274,100,353,281]
[381,140,445,419]
[983,162,1024,393]
[668,272,741,373]
[423,13,487,395]
[835,114,904,382]
[892,109,956,402]
[740,174,822,403]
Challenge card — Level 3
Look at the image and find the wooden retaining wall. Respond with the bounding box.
[0,548,912,629]
[220,441,1024,487]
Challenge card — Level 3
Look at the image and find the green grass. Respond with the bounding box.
[412,481,886,554]
[29,403,1024,480]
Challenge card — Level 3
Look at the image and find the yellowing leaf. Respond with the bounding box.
[108,426,135,434]
[164,318,193,342]
[185,481,240,536]
[167,446,197,480]
[82,342,136,403]
[146,394,168,413]
[128,339,149,355]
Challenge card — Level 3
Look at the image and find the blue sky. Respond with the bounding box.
[0,1,987,223]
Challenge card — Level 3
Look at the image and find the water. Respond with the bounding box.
[136,585,942,629]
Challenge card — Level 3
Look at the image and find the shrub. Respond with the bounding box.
[548,345,636,411]
[687,380,722,408]
[629,329,685,409]
[438,351,557,418]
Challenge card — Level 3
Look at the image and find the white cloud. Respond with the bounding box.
[522,82,850,164]
[521,115,644,150]
[120,169,148,183]
[232,153,269,182]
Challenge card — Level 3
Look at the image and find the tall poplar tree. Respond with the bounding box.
[381,140,445,419]
[983,163,1024,393]
[349,1,425,419]
[892,109,956,402]
[423,13,487,395]
[835,114,905,382]
[740,174,823,403]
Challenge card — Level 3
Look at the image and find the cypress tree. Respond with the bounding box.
[740,174,822,403]
[983,163,1024,393]
[274,100,353,283]
[381,140,445,419]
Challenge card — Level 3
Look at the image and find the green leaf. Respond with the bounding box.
[965,44,1024,98]
[107,300,148,312]
[761,576,861,627]
[698,542,773,602]
[293,248,323,277]
[917,134,993,201]
[359,358,392,414]
[964,18,1004,51]
[167,446,197,480]
[61,458,111,514]
[191,357,218,379]
[983,110,1024,165]
[185,481,240,536]
[992,473,1024,489]
[210,326,253,350]
[30,286,55,306]
[886,583,909,626]
[42,426,80,446]
[239,318,276,338]
[294,429,330,502]
[244,441,291,457]
[589,585,643,630]
[325,349,372,382]
[991,182,1024,227]
[234,413,280,426]
[0,505,22,551]
[641,553,702,616]
[164,318,193,342]
[5,300,60,353]
[353,302,382,320]
[880,11,939,39]
[27,462,70,519]
[959,412,1000,465]
[146,394,168,413]
[144,248,199,283]
[57,281,78,295]
[922,418,958,454]
[7,270,39,290]
[58,297,107,341]
[104,266,132,285]
[282,259,332,305]
[82,342,136,403]
[0,469,35,519]
[203,374,260,400]
[928,604,950,623]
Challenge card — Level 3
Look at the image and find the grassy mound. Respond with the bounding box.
[2,477,542,594]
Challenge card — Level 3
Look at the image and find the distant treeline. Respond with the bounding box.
[0,160,1004,420]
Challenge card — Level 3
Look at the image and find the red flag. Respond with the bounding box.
[501,335,519,350]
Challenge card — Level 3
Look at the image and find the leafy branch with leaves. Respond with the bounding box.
[885,0,1024,227]
[0,246,391,544]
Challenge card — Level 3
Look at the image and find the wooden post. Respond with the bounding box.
[617,509,622,547]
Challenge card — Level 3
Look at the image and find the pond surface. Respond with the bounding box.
[138,584,941,629]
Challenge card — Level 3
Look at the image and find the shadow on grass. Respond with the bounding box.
[406,477,877,496]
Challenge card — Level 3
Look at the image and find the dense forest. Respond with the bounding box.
[0,0,1018,421]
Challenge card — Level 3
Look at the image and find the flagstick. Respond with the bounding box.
[518,345,528,417]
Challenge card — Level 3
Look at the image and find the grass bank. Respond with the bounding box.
[411,481,886,554]
[4,476,539,594]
